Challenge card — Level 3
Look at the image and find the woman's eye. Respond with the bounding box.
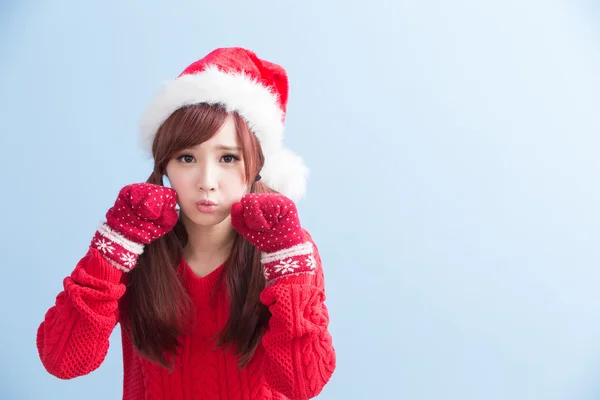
[177,155,195,163]
[221,154,240,163]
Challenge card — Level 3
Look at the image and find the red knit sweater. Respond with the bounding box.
[36,236,335,399]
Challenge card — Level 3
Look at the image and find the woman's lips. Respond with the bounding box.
[196,200,217,213]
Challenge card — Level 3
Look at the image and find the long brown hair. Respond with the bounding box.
[122,103,273,369]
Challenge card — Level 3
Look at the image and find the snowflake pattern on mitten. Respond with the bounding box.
[231,193,316,283]
[91,183,178,272]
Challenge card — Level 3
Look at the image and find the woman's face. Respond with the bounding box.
[165,115,248,228]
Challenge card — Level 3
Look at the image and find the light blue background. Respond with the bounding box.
[1,1,600,399]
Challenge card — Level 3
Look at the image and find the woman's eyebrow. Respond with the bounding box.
[214,145,241,151]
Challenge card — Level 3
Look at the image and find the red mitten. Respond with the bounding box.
[231,193,316,283]
[90,183,178,272]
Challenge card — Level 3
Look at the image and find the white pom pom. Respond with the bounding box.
[261,147,309,201]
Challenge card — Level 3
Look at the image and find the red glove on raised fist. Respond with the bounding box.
[91,183,178,271]
[231,193,316,283]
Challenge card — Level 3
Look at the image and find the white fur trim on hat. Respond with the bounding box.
[140,66,284,157]
[261,147,309,200]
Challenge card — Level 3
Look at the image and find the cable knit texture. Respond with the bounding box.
[36,231,335,399]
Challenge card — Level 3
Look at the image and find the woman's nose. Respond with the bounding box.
[196,164,218,192]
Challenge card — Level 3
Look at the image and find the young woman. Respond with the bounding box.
[36,47,336,400]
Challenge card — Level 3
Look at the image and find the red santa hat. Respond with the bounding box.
[139,47,308,200]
